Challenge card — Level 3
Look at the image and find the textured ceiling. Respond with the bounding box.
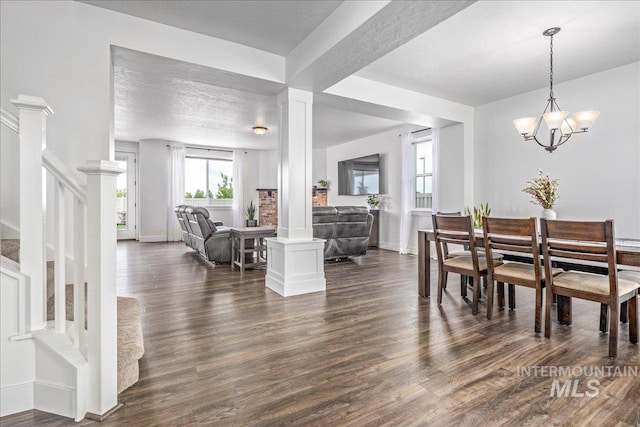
[81,0,342,56]
[113,48,406,149]
[356,1,640,106]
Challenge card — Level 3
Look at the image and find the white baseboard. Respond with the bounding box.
[378,241,400,252]
[0,381,34,417]
[139,235,167,243]
[34,380,77,421]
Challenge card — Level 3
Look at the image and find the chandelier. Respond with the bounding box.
[513,27,599,153]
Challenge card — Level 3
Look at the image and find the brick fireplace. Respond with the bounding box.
[257,187,328,226]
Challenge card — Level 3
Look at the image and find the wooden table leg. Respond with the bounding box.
[240,237,245,272]
[231,235,236,270]
[418,231,430,298]
[557,295,572,325]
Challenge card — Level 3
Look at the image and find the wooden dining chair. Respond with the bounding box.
[541,219,639,358]
[482,217,562,332]
[436,211,503,293]
[432,214,502,315]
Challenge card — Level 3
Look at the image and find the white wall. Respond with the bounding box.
[256,150,278,189]
[138,140,169,242]
[475,62,640,238]
[437,124,465,213]
[0,122,20,238]
[312,148,328,186]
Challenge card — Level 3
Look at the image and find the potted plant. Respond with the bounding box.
[317,179,329,188]
[523,169,559,219]
[367,194,380,209]
[465,203,491,229]
[245,200,257,227]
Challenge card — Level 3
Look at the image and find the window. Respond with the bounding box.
[414,138,433,209]
[184,157,233,206]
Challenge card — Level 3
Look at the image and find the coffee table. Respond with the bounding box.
[230,226,277,271]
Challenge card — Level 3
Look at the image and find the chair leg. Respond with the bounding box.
[544,288,553,339]
[629,295,638,344]
[534,285,542,334]
[471,274,481,316]
[497,282,505,310]
[460,275,467,298]
[437,268,445,305]
[609,302,619,358]
[487,277,495,320]
[600,304,609,333]
[443,272,448,290]
[620,300,629,324]
[508,284,515,310]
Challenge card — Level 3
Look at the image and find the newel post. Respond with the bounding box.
[77,160,123,417]
[11,95,53,331]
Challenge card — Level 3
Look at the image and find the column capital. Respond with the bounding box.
[277,88,313,105]
[11,95,54,115]
[78,160,124,176]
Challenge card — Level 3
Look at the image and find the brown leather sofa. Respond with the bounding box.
[174,205,231,263]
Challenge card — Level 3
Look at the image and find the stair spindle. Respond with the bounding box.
[54,180,66,333]
[74,196,86,353]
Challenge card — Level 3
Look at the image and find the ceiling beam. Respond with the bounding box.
[286,0,476,92]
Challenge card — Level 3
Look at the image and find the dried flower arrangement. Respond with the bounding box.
[523,170,559,209]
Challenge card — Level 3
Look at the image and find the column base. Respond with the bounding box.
[265,238,326,297]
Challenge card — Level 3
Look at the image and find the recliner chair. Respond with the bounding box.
[182,206,231,263]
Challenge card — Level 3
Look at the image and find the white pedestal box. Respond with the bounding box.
[265,238,326,297]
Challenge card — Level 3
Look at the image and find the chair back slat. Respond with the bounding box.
[434,215,470,233]
[543,219,607,242]
[548,240,608,255]
[483,217,534,237]
[490,242,532,254]
[438,236,472,246]
[548,249,608,263]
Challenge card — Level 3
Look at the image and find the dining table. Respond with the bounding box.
[417,229,640,298]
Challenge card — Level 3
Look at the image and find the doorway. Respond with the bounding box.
[115,151,137,240]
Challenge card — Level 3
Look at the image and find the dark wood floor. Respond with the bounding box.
[2,241,639,426]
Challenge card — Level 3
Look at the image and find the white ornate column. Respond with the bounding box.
[12,95,53,330]
[77,160,123,418]
[265,88,326,296]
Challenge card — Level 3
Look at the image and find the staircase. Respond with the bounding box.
[1,96,141,421]
[1,240,144,396]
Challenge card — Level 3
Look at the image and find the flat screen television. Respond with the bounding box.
[337,153,380,195]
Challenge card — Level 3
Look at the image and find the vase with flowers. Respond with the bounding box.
[523,169,559,220]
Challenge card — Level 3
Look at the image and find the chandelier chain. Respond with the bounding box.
[549,33,554,99]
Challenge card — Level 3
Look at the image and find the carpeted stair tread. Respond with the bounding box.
[1,239,20,263]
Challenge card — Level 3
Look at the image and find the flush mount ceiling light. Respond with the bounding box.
[513,27,599,153]
[252,126,267,135]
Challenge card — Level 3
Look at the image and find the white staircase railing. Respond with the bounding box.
[3,95,123,420]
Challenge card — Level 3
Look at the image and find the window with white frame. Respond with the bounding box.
[414,137,433,209]
[184,156,233,207]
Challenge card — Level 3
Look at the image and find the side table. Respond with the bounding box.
[230,226,277,272]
